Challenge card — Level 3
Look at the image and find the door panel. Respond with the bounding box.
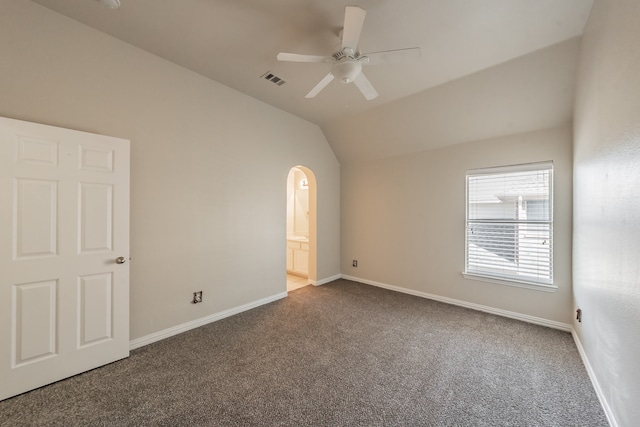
[12,280,57,367]
[78,272,113,347]
[0,117,130,401]
[14,179,58,259]
[79,183,113,253]
[16,136,58,166]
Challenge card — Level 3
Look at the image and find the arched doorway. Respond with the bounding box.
[285,166,317,291]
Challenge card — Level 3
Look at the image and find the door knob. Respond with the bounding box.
[116,256,127,264]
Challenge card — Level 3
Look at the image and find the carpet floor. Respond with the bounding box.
[0,279,608,426]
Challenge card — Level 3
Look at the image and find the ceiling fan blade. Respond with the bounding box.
[353,72,379,101]
[306,73,335,98]
[362,47,421,65]
[277,53,331,63]
[341,6,367,50]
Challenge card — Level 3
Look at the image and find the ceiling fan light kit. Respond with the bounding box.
[277,6,420,101]
[333,59,362,84]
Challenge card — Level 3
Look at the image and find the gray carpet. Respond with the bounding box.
[0,279,608,426]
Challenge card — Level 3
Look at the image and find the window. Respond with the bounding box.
[464,162,553,289]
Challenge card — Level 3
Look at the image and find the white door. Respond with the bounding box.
[0,117,130,401]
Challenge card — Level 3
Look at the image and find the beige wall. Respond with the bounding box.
[573,0,640,425]
[0,1,340,340]
[342,124,573,324]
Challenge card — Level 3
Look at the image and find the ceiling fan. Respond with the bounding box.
[277,6,421,101]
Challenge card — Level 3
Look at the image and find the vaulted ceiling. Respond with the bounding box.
[31,0,593,162]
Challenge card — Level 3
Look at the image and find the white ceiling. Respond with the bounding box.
[30,0,593,161]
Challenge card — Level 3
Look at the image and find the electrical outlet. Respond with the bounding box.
[192,291,203,304]
[352,260,358,267]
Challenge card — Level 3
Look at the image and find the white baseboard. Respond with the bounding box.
[129,291,288,351]
[129,273,344,350]
[341,274,571,332]
[571,329,617,427]
[310,274,342,286]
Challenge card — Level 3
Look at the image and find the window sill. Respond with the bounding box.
[462,272,557,293]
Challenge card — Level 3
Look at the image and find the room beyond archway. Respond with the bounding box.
[285,166,317,291]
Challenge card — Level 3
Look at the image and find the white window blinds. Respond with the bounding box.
[465,162,553,286]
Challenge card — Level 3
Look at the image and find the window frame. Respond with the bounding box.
[463,162,556,292]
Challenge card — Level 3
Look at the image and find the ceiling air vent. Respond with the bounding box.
[261,71,286,86]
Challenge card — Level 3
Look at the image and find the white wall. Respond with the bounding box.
[342,124,573,324]
[0,1,340,340]
[573,0,640,425]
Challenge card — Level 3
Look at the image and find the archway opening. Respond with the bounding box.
[285,166,317,291]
